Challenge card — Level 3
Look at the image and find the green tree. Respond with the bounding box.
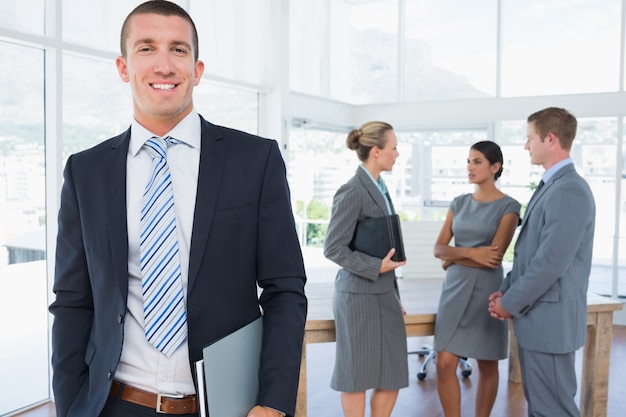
[306,199,330,247]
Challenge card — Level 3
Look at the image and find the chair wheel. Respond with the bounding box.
[417,372,426,381]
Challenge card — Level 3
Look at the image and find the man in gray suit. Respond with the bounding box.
[488,107,595,417]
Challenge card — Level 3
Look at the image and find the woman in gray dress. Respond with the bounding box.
[433,141,521,417]
[324,121,408,417]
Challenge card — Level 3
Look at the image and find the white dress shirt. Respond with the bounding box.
[115,110,201,395]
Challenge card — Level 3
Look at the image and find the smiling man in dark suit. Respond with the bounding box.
[489,107,595,417]
[49,2,307,417]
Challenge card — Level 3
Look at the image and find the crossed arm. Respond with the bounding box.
[433,209,519,271]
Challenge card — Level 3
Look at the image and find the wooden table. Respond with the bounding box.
[296,280,623,417]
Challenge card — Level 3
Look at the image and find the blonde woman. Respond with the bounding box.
[324,121,408,417]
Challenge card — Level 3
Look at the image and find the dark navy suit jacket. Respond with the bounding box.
[49,116,307,417]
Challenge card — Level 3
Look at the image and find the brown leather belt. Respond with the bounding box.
[110,380,199,414]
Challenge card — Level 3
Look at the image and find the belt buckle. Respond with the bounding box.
[156,392,185,414]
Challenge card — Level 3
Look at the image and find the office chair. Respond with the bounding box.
[409,345,472,381]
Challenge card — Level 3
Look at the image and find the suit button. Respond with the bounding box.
[117,314,124,323]
[107,371,112,380]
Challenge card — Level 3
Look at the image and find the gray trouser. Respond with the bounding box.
[518,347,579,417]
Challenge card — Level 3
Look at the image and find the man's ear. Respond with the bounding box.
[193,60,205,86]
[116,56,129,83]
[547,132,557,145]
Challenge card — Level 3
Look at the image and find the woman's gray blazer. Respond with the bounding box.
[323,167,398,293]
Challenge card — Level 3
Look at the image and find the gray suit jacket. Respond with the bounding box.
[500,163,595,354]
[324,167,398,294]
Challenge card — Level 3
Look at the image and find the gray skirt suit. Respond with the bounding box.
[323,167,408,392]
[434,194,521,360]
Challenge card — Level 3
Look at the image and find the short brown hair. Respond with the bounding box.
[527,107,577,151]
[120,0,199,61]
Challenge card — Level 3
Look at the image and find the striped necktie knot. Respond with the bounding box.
[145,137,167,159]
[145,136,182,159]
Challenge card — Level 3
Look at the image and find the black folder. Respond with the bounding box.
[349,214,406,262]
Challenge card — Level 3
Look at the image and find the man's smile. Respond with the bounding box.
[151,83,176,90]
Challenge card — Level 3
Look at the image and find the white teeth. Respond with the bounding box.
[152,83,175,90]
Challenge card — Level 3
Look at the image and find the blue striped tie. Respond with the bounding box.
[140,137,187,357]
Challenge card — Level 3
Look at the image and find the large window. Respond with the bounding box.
[403,0,497,100]
[62,0,132,53]
[500,0,621,96]
[0,0,45,35]
[287,125,350,245]
[0,41,48,416]
[396,128,490,220]
[62,53,132,159]
[191,0,274,86]
[289,1,331,98]
[290,0,399,103]
[194,82,259,135]
[290,0,623,103]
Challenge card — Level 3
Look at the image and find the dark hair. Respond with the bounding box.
[471,140,504,180]
[120,0,199,61]
[346,121,394,162]
[527,107,577,150]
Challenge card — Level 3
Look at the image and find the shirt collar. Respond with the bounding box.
[130,110,201,156]
[359,164,388,193]
[542,157,572,183]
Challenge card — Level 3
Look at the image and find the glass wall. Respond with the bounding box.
[290,0,399,103]
[194,82,259,135]
[287,0,626,301]
[191,0,274,86]
[289,0,622,102]
[62,0,134,53]
[288,125,351,247]
[62,53,132,159]
[287,124,355,283]
[0,0,45,35]
[0,41,48,416]
[403,0,497,100]
[500,0,621,96]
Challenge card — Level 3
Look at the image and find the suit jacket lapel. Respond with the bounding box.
[520,164,575,229]
[106,130,131,300]
[188,117,226,290]
[356,167,389,215]
[520,185,545,229]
